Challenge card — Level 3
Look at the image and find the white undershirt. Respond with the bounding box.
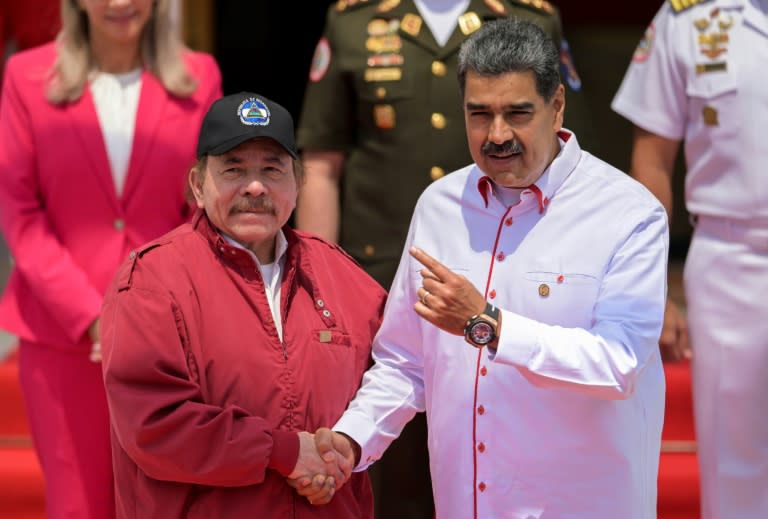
[414,0,470,47]
[224,231,288,340]
[90,68,142,196]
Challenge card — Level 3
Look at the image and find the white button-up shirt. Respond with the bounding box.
[611,0,768,221]
[335,131,668,519]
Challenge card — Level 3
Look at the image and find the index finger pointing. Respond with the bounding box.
[409,247,452,281]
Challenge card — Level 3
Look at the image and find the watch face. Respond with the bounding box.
[470,321,495,345]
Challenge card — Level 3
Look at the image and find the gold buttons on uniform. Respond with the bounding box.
[113,218,125,231]
[431,112,446,129]
[538,283,550,297]
[431,60,446,77]
[364,244,376,257]
[375,87,387,99]
[430,166,445,181]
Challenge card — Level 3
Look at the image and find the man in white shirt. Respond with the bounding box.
[294,17,669,519]
[611,1,768,517]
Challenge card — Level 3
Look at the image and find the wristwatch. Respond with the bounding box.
[464,302,500,349]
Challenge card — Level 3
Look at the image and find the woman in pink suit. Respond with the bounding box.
[0,0,221,517]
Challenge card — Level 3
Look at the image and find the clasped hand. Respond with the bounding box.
[286,428,355,505]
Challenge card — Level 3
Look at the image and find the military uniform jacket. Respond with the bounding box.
[298,0,588,287]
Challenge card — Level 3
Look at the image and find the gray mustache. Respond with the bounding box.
[482,140,524,155]
[231,198,275,214]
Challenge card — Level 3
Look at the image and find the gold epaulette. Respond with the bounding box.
[336,0,372,13]
[668,0,714,14]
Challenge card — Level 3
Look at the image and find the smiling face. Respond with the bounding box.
[78,0,153,49]
[190,138,298,263]
[464,69,565,188]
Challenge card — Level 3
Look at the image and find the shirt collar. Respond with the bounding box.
[222,229,288,267]
[475,129,580,213]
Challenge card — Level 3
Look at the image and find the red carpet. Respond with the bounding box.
[0,349,699,518]
[0,349,46,519]
[658,360,700,519]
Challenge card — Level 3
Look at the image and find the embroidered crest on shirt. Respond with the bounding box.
[632,23,655,63]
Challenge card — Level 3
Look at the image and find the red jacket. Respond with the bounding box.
[101,211,386,518]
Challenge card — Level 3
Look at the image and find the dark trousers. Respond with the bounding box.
[368,412,434,518]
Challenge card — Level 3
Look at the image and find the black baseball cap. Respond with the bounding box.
[196,92,298,159]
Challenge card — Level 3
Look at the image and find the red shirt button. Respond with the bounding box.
[480,366,487,376]
[477,405,485,415]
[479,482,487,492]
[496,252,505,261]
[505,217,513,226]
[478,442,486,453]
[489,289,496,299]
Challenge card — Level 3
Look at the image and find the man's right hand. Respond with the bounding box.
[660,300,690,362]
[287,428,357,505]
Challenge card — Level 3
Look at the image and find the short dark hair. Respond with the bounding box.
[457,18,561,102]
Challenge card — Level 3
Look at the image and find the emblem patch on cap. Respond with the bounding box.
[237,97,270,126]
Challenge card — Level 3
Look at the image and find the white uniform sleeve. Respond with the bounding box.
[611,3,688,140]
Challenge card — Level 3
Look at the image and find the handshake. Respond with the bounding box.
[286,427,360,505]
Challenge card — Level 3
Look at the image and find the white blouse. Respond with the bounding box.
[90,68,142,196]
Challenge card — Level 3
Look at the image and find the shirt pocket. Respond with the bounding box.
[522,271,600,327]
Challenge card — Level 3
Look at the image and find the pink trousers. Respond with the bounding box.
[18,340,115,519]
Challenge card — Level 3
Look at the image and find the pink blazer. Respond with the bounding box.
[0,42,222,348]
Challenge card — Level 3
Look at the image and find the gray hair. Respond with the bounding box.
[457,18,561,102]
[47,0,197,103]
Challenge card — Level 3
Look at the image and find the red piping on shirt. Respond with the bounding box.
[472,204,513,519]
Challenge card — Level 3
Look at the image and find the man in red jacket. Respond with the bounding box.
[100,92,386,518]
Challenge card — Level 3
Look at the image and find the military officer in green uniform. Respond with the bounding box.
[295,1,590,517]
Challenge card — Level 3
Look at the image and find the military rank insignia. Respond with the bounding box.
[458,12,482,35]
[694,7,733,74]
[400,13,422,37]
